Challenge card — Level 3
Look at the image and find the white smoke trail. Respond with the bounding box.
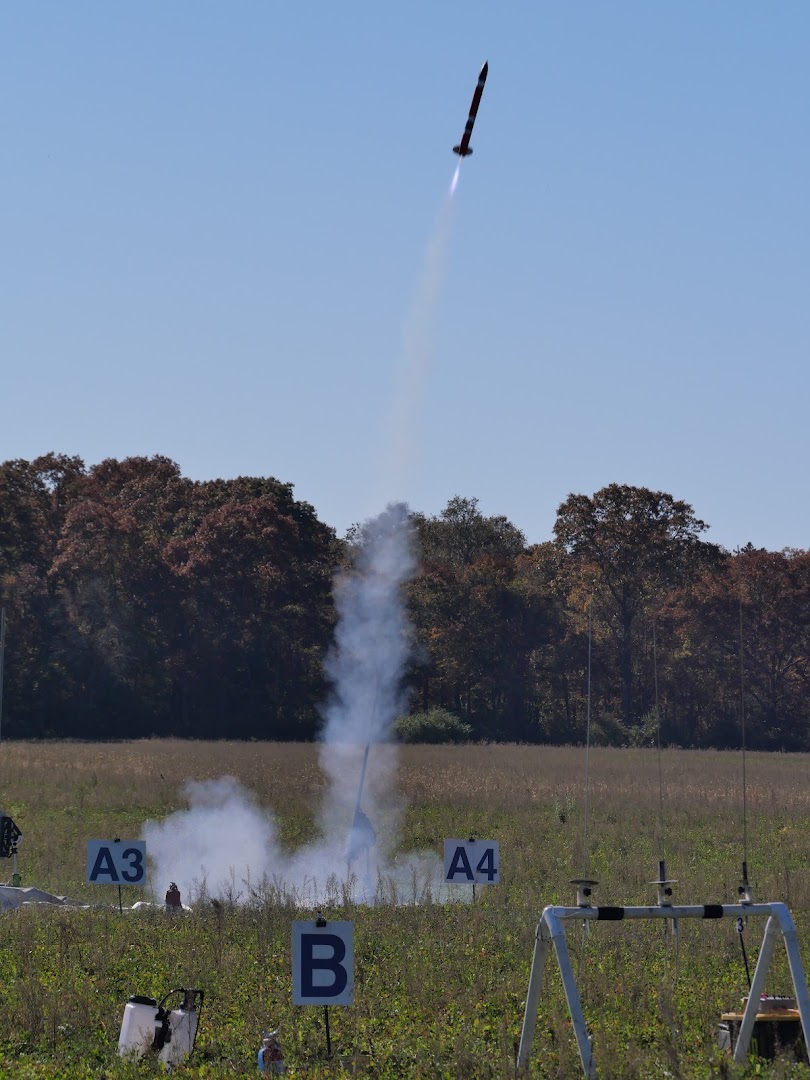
[313,181,462,898]
[143,179,461,907]
[318,503,416,877]
[142,505,445,905]
[382,175,458,502]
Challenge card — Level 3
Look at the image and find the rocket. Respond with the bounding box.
[453,62,488,158]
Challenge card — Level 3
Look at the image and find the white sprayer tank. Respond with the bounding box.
[118,996,159,1056]
[159,1005,199,1066]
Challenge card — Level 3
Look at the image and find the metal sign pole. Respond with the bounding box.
[324,1006,331,1058]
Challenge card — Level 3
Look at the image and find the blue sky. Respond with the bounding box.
[2,3,808,550]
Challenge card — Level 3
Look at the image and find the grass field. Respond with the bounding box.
[0,741,809,1078]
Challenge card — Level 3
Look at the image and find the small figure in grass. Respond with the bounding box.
[257,1029,284,1074]
[165,881,182,912]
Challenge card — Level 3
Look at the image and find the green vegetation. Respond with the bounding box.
[2,456,809,749]
[0,740,808,1077]
[394,708,473,744]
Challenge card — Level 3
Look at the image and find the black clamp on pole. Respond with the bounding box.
[651,860,678,942]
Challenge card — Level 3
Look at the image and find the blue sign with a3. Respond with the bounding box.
[86,840,146,885]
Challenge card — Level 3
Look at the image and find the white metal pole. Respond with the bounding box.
[517,923,550,1068]
[732,915,778,1063]
[546,910,595,1079]
[776,904,810,1057]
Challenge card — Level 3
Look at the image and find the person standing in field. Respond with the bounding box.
[165,882,182,911]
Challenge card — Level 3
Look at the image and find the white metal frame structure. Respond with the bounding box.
[518,900,810,1078]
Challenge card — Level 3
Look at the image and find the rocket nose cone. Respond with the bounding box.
[480,62,489,80]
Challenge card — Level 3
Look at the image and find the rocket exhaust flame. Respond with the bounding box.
[449,163,461,196]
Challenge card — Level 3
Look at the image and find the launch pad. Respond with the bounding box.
[517,897,810,1077]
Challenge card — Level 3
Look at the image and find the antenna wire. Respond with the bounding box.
[581,598,594,877]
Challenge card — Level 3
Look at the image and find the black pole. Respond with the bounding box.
[470,836,476,903]
[324,1005,331,1058]
[737,917,752,988]
[114,837,123,913]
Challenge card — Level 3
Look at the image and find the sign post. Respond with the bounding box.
[292,916,354,1058]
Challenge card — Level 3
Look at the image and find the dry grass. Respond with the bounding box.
[8,737,810,808]
[3,740,810,902]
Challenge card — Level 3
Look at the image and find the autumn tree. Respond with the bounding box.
[0,455,87,733]
[517,541,609,742]
[6,453,810,749]
[664,546,810,749]
[1,454,339,738]
[408,497,550,738]
[167,485,338,738]
[50,457,194,734]
[554,484,719,728]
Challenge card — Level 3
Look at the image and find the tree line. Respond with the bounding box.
[1,454,808,749]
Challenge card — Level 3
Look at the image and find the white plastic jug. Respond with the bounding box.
[118,996,159,1057]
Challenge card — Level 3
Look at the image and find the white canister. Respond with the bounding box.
[118,996,159,1057]
[158,1006,200,1066]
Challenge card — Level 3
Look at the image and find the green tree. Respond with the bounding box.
[412,495,526,568]
[408,497,549,738]
[554,484,719,727]
[0,455,87,734]
[167,491,337,738]
[2,454,340,739]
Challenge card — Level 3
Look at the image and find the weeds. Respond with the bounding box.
[0,741,808,1076]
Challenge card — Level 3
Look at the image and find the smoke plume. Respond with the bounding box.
[143,180,460,906]
[383,178,458,501]
[142,505,443,905]
[318,502,416,853]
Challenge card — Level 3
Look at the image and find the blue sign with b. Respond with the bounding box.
[292,921,354,1006]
